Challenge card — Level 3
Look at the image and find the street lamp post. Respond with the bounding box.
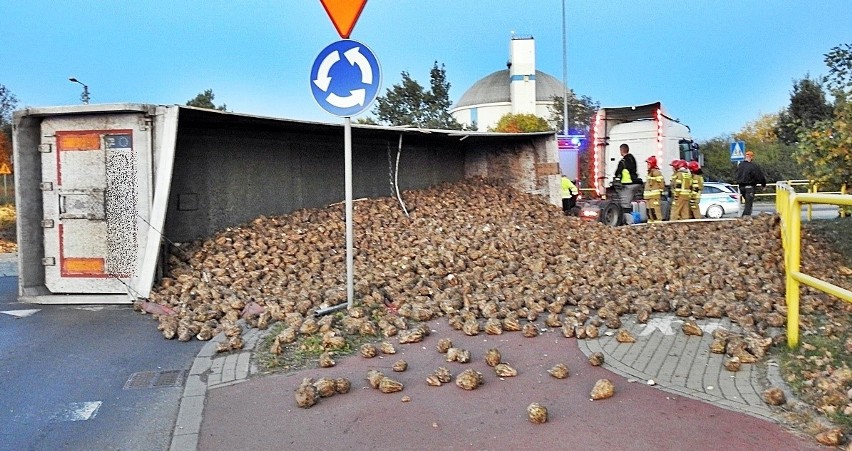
[68,77,90,104]
[561,0,568,136]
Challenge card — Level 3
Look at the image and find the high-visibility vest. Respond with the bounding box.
[561,177,578,198]
[620,168,633,184]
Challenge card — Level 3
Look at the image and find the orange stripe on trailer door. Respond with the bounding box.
[57,133,101,151]
[63,257,105,274]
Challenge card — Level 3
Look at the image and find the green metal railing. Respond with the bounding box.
[776,181,852,348]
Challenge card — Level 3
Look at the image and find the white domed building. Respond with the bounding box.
[451,35,579,179]
[450,36,567,132]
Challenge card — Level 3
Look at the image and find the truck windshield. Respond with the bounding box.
[679,140,702,164]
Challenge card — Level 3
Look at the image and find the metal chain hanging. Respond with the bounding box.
[386,135,410,218]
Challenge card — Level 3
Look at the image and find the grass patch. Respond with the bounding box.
[774,315,852,431]
[772,217,852,434]
[0,203,15,224]
[0,203,15,242]
[803,216,852,268]
[254,319,379,374]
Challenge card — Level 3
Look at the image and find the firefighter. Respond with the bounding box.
[669,159,693,221]
[643,156,665,222]
[688,160,704,219]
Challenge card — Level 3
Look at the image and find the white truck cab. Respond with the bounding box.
[578,102,701,226]
[590,102,700,196]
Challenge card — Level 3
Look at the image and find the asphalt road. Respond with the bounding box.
[751,202,840,220]
[0,270,203,451]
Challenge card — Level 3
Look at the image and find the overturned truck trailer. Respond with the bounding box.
[13,104,561,304]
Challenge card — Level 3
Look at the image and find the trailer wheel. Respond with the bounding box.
[599,201,623,226]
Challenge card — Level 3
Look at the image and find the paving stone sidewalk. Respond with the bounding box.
[577,315,774,419]
[172,314,801,451]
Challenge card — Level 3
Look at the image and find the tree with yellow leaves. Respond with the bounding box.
[732,114,800,183]
[491,113,552,133]
[0,134,11,171]
[0,84,18,172]
[795,44,852,190]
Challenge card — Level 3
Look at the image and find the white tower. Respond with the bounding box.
[509,36,536,115]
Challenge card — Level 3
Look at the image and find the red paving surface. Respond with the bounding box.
[199,320,822,450]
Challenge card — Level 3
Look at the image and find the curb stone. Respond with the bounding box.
[763,357,841,436]
[169,326,262,451]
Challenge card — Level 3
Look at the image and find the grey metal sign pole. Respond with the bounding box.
[344,117,354,308]
[310,38,380,313]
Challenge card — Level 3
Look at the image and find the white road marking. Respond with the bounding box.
[76,306,105,312]
[639,316,684,336]
[699,323,726,334]
[0,309,41,318]
[53,401,102,422]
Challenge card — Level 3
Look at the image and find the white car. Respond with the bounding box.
[700,182,740,218]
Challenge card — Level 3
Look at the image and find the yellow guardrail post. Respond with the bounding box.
[782,187,852,349]
[785,191,801,348]
[808,182,818,221]
[775,184,780,217]
[777,182,788,249]
[842,184,848,218]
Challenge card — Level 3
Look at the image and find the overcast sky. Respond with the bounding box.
[3,0,849,140]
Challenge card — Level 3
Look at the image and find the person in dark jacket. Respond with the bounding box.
[614,144,639,185]
[735,150,766,216]
[614,144,642,213]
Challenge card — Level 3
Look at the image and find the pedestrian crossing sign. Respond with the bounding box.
[730,141,746,162]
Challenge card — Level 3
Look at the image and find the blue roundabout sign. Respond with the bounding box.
[310,39,381,117]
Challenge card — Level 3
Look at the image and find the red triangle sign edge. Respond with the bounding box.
[320,0,368,39]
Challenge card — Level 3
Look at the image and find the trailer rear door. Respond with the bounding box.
[40,115,150,294]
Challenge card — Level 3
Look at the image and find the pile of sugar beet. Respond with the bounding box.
[136,177,851,417]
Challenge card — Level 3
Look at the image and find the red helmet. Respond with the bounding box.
[646,156,658,168]
[670,159,686,170]
[687,161,700,172]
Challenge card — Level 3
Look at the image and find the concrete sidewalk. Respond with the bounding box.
[172,316,823,451]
